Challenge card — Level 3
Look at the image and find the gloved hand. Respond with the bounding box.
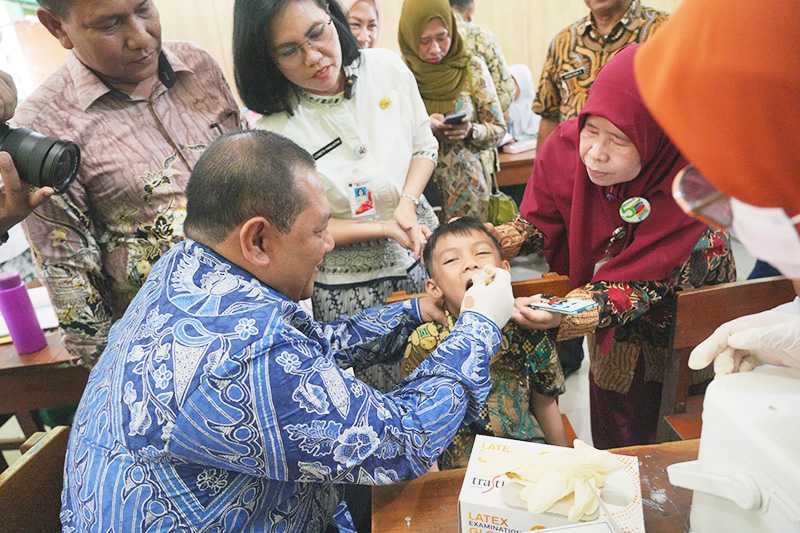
[689,306,800,375]
[460,265,514,329]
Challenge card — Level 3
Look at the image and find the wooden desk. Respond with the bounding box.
[373,439,699,533]
[497,149,535,187]
[0,332,88,436]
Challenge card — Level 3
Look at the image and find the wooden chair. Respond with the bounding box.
[385,272,571,303]
[657,276,795,441]
[0,426,69,532]
[510,272,571,298]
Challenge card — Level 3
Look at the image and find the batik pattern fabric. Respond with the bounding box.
[60,240,501,533]
[533,0,667,122]
[401,312,564,469]
[497,219,735,394]
[433,55,507,222]
[14,42,240,368]
[454,12,517,115]
[312,262,428,393]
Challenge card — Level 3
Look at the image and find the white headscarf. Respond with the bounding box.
[508,64,540,139]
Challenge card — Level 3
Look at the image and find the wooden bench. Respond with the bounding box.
[0,426,69,532]
[658,276,795,441]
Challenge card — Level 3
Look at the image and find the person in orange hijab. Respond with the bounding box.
[635,0,800,374]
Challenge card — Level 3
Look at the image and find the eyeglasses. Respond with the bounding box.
[672,165,733,229]
[274,18,335,66]
[674,165,800,236]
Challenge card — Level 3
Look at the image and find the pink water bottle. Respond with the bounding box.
[0,272,47,354]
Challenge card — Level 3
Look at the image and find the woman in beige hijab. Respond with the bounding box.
[399,0,506,221]
[340,0,380,48]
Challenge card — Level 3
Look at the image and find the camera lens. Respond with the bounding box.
[0,125,80,192]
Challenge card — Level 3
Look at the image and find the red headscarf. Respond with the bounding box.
[521,45,707,321]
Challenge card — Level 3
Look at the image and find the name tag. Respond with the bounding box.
[348,182,376,218]
[560,66,587,81]
[313,137,343,160]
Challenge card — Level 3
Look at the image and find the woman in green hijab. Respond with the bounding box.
[400,0,506,221]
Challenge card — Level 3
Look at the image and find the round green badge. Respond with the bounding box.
[619,197,651,224]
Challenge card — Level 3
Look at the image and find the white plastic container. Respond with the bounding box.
[667,366,800,532]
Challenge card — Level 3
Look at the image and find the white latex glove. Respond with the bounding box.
[460,266,514,329]
[689,307,800,375]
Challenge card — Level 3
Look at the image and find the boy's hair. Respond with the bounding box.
[423,217,503,274]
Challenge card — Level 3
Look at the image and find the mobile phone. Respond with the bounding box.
[443,111,467,125]
[528,296,597,315]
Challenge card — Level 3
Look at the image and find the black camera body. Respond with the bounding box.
[0,123,80,192]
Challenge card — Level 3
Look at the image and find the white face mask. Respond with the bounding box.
[730,198,800,278]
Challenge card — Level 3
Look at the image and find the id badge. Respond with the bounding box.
[348,182,376,218]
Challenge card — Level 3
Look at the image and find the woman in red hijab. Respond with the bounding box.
[497,45,735,449]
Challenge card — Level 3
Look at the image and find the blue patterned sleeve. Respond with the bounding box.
[323,299,422,368]
[169,310,500,485]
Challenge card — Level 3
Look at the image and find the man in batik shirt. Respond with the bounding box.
[450,0,516,115]
[534,0,667,145]
[16,0,240,367]
[60,130,515,533]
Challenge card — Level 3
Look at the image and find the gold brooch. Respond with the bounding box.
[379,97,391,110]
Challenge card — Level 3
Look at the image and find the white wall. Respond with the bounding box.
[154,0,682,104]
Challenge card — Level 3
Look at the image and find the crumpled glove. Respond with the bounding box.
[689,302,800,375]
[460,265,514,329]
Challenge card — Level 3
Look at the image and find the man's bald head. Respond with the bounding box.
[184,130,315,243]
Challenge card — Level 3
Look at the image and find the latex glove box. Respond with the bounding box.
[667,366,800,532]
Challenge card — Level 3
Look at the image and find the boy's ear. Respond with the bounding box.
[500,259,511,271]
[425,278,443,300]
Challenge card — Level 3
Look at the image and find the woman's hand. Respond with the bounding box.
[440,119,473,142]
[394,197,418,233]
[512,295,563,330]
[429,113,473,142]
[429,113,446,136]
[484,222,502,242]
[381,219,413,250]
[393,199,431,258]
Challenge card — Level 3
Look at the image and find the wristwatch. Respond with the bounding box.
[400,192,421,206]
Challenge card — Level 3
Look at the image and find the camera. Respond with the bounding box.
[0,123,80,192]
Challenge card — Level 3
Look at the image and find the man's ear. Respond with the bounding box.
[37,8,74,50]
[425,278,443,300]
[239,217,272,268]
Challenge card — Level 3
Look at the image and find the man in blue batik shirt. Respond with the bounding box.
[60,130,515,533]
